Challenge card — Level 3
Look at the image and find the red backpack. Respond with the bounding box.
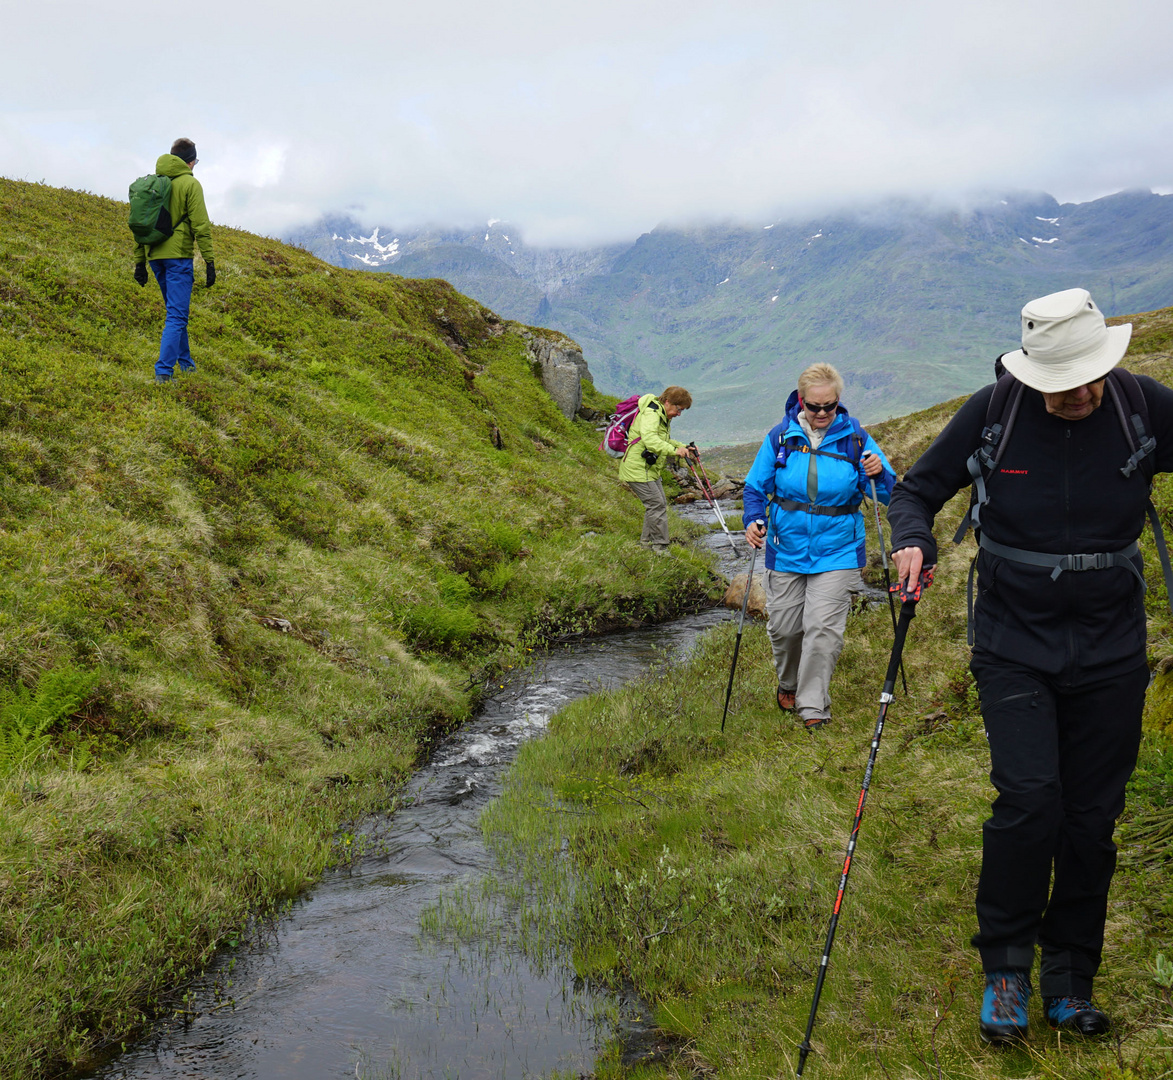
[599,394,644,458]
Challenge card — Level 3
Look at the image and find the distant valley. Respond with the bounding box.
[288,191,1173,444]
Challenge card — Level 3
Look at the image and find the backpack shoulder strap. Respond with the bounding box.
[849,417,866,466]
[953,375,1025,543]
[1105,369,1173,612]
[1105,368,1156,480]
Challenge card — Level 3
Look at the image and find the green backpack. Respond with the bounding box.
[128,174,187,248]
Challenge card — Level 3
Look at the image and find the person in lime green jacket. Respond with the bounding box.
[618,386,697,554]
[132,138,216,382]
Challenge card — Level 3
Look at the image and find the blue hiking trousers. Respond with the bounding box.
[149,258,195,380]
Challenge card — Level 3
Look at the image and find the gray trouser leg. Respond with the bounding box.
[765,568,859,721]
[627,480,669,549]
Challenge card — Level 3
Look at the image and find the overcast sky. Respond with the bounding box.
[3,0,1172,245]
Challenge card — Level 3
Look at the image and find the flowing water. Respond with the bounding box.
[89,507,748,1080]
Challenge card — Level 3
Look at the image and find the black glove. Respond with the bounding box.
[133,263,149,287]
[205,260,216,288]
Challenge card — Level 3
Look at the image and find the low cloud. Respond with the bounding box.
[3,0,1171,244]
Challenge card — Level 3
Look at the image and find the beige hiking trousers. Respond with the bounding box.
[765,568,860,723]
[627,479,670,550]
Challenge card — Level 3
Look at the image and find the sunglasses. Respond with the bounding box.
[804,399,839,415]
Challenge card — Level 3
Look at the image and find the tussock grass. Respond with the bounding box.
[0,177,720,1076]
[480,314,1173,1078]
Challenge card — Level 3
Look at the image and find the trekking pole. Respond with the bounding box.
[686,457,740,554]
[795,567,934,1077]
[687,444,740,555]
[720,521,763,732]
[687,451,730,531]
[869,477,907,695]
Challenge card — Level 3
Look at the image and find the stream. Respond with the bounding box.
[89,505,750,1080]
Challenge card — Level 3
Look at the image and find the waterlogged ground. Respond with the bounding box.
[88,602,736,1080]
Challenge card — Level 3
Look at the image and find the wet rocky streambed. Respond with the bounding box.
[87,507,756,1080]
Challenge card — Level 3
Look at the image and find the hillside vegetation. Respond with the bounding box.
[473,307,1173,1079]
[0,178,718,1077]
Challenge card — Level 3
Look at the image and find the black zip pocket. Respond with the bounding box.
[982,689,1040,712]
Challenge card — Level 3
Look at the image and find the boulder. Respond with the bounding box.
[542,363,582,420]
[520,329,592,420]
[723,572,767,618]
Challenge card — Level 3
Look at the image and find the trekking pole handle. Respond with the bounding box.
[891,567,935,604]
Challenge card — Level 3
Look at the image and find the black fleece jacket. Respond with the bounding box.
[888,375,1173,677]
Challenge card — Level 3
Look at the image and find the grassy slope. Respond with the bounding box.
[481,308,1173,1079]
[0,178,721,1077]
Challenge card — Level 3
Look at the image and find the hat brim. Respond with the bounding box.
[1001,323,1132,392]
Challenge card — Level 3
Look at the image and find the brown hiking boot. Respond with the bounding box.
[803,715,830,731]
[776,689,796,712]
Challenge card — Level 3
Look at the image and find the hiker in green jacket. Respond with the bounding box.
[132,138,216,383]
[618,386,696,554]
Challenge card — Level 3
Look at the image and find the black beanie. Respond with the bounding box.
[171,138,197,163]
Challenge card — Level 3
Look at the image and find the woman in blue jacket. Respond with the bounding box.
[742,363,896,729]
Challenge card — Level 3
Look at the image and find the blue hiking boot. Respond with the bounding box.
[979,969,1031,1044]
[1044,996,1110,1035]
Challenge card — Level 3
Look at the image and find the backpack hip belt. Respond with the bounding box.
[978,533,1144,586]
[966,533,1147,647]
[770,497,861,517]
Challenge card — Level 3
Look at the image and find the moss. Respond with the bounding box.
[1145,670,1173,736]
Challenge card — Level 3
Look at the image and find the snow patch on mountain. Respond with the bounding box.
[332,226,402,265]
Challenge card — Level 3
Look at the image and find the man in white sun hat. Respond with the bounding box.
[888,288,1173,1045]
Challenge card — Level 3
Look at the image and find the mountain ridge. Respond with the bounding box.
[288,189,1173,444]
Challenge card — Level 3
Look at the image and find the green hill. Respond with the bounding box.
[0,178,718,1077]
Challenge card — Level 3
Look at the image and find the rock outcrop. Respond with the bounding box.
[520,328,592,420]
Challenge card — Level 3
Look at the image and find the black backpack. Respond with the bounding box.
[954,361,1173,642]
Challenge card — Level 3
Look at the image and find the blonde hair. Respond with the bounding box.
[797,363,844,401]
[660,386,692,409]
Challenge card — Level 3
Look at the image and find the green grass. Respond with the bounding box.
[0,177,722,1077]
[483,616,1173,1078]
[474,315,1173,1079]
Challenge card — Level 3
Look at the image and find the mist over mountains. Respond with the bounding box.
[288,190,1173,444]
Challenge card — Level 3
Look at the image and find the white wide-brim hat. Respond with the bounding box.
[1000,288,1132,393]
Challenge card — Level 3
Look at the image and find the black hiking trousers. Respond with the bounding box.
[969,650,1148,999]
